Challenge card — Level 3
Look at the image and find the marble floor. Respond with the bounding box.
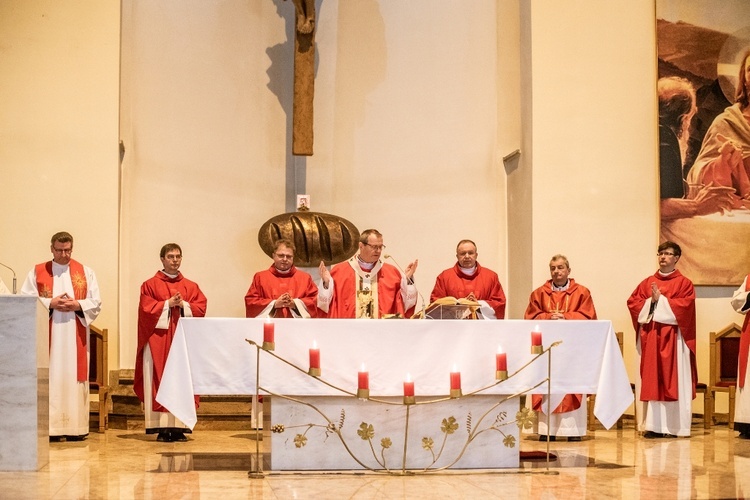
[2,423,749,499]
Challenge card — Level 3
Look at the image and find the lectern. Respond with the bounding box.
[0,296,49,470]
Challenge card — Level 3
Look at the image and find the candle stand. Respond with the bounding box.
[244,338,562,477]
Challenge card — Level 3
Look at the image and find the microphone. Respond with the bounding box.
[0,261,17,294]
[383,254,426,317]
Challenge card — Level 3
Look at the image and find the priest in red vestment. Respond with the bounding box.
[245,238,318,318]
[317,229,418,318]
[524,254,597,441]
[627,241,696,438]
[136,243,207,442]
[21,231,101,441]
[429,239,506,319]
[731,274,750,439]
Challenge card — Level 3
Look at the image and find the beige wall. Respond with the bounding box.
[0,0,744,416]
[0,1,120,365]
[118,0,506,366]
[523,0,741,413]
[526,0,661,383]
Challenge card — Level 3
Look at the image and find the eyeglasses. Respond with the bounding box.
[657,251,676,257]
[364,243,386,251]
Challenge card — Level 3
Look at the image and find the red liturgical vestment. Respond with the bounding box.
[430,262,506,319]
[525,279,597,414]
[244,265,318,318]
[136,271,207,411]
[321,259,414,318]
[627,270,697,401]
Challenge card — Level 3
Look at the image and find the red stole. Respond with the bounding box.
[36,260,88,382]
[740,278,750,389]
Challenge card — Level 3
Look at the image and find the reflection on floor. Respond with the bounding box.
[1,424,749,499]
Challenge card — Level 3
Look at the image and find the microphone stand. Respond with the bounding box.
[0,261,17,294]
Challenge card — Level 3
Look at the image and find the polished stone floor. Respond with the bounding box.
[2,423,749,499]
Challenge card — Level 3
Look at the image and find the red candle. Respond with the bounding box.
[358,363,369,390]
[496,346,507,371]
[531,327,542,346]
[450,365,461,391]
[263,319,274,343]
[309,340,320,369]
[403,373,415,397]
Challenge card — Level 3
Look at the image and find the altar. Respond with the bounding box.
[157,318,632,471]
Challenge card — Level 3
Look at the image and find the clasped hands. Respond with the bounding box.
[167,292,183,308]
[274,292,296,309]
[650,283,661,303]
[50,293,81,312]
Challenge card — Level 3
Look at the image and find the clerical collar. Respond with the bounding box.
[552,280,570,291]
[658,269,676,276]
[160,270,179,279]
[459,265,477,276]
[274,266,292,275]
[357,256,376,271]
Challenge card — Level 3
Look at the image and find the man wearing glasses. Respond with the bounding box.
[21,231,102,441]
[317,229,418,318]
[627,241,697,438]
[245,238,318,318]
[136,243,207,442]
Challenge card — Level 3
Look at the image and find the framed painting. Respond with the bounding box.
[657,0,750,285]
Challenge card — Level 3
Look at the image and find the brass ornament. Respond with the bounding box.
[258,211,359,267]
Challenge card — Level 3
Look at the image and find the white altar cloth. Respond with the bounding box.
[157,318,632,430]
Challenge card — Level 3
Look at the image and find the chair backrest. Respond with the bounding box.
[709,323,742,387]
[615,331,624,355]
[89,324,108,389]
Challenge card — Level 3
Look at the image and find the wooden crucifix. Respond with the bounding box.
[289,0,315,156]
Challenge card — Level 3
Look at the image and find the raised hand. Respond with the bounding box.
[318,261,331,288]
[404,259,419,281]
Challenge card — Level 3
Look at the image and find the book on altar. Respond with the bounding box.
[416,297,482,320]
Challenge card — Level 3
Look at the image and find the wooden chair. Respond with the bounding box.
[588,331,627,430]
[708,323,742,429]
[89,324,109,432]
[694,383,711,429]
